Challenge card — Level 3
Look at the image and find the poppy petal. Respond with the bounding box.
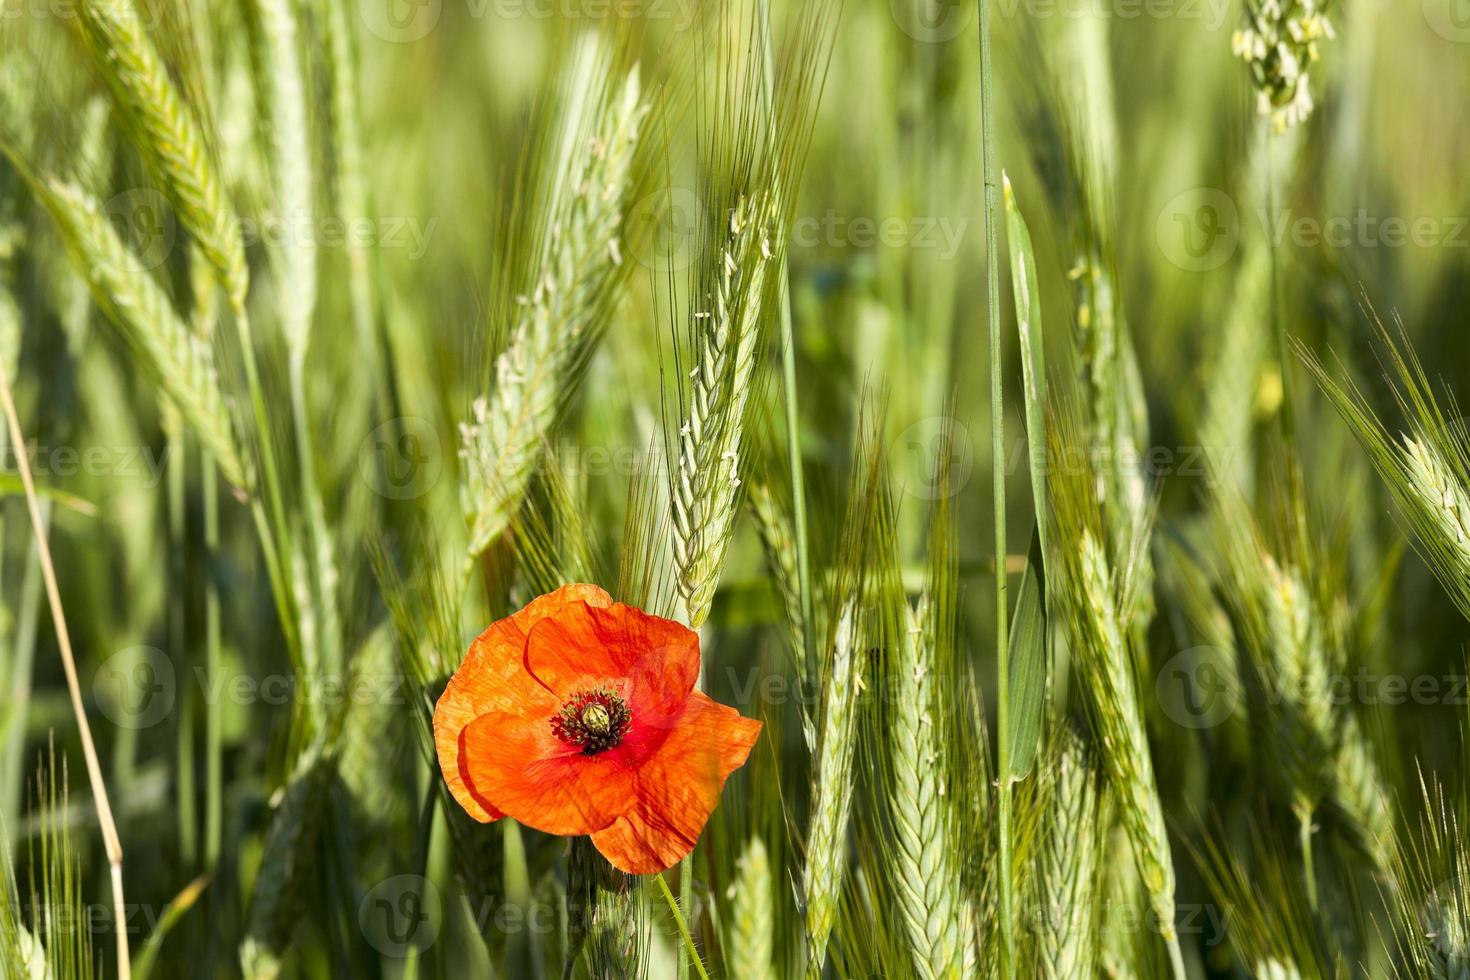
[460,710,638,836]
[522,601,700,722]
[434,583,613,822]
[590,692,762,874]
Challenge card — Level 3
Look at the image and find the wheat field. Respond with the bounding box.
[0,0,1468,976]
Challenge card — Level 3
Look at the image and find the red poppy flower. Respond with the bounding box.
[433,583,763,874]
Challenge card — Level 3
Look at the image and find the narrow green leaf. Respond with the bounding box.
[0,475,97,517]
[1004,172,1047,558]
[1006,532,1047,780]
[132,875,209,980]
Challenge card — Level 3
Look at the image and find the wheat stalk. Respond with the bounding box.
[460,36,647,565]
[672,194,775,629]
[803,601,861,979]
[34,177,248,489]
[727,836,776,980]
[887,597,964,980]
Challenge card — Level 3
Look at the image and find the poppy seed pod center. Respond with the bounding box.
[551,687,631,755]
[582,703,612,734]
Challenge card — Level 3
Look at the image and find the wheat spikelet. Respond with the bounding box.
[1257,553,1335,811]
[1031,730,1100,980]
[1221,521,1394,874]
[671,194,774,629]
[254,0,346,683]
[1423,894,1470,979]
[1072,533,1180,963]
[36,177,248,489]
[1329,711,1393,872]
[1401,436,1470,599]
[749,480,808,678]
[1255,959,1306,980]
[1390,774,1470,979]
[727,836,776,980]
[887,597,964,980]
[75,0,248,310]
[322,0,376,359]
[803,601,861,979]
[460,36,647,562]
[253,0,315,352]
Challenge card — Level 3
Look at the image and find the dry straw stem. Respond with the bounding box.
[727,836,776,980]
[74,0,248,310]
[461,34,648,566]
[0,346,130,980]
[803,600,862,980]
[32,177,248,490]
[887,598,965,980]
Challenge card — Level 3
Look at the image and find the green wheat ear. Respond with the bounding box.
[30,177,249,491]
[460,32,650,568]
[1027,729,1102,980]
[75,0,249,310]
[0,754,96,980]
[1386,770,1470,977]
[726,836,776,980]
[1047,403,1183,979]
[1301,311,1470,625]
